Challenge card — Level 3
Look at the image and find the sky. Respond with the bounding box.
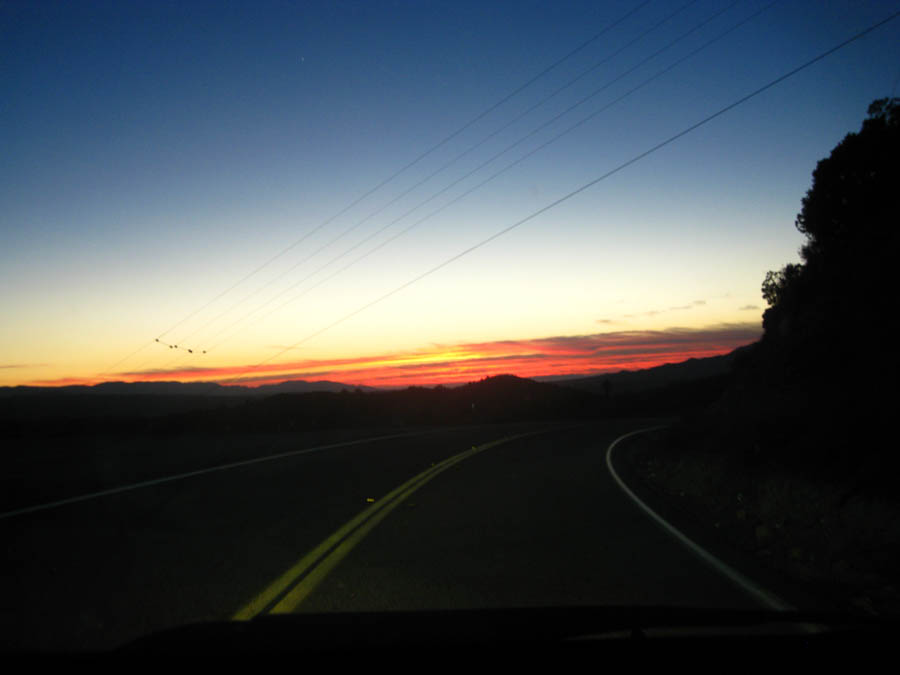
[2,0,899,388]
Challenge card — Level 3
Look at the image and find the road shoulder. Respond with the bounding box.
[607,427,868,614]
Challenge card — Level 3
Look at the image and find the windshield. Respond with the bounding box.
[2,0,899,652]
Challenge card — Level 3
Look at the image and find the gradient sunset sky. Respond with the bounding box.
[3,0,899,388]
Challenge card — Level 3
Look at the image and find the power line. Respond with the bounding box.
[229,7,899,382]
[190,0,748,355]
[98,340,155,378]
[129,0,773,372]
[253,0,779,330]
[161,2,698,356]
[108,1,652,371]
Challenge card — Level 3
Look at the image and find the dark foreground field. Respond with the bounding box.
[618,426,900,617]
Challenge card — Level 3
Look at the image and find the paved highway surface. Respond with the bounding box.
[1,420,769,651]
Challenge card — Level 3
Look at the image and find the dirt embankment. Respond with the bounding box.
[620,428,900,616]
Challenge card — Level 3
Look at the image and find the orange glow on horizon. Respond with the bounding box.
[22,325,760,389]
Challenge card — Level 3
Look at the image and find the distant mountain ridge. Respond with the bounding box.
[1,348,749,399]
[557,346,750,395]
[0,379,379,397]
[0,349,750,435]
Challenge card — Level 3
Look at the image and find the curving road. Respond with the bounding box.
[1,420,772,651]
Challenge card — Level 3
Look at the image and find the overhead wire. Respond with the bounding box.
[100,0,654,379]
[187,0,749,356]
[241,0,781,333]
[222,6,900,384]
[161,1,700,356]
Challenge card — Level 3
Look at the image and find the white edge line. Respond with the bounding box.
[0,430,432,521]
[605,426,796,613]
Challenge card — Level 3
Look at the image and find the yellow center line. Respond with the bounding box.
[232,431,544,620]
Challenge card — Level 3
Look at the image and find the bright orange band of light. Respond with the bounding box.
[28,324,761,388]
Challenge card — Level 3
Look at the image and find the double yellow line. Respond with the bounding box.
[233,432,537,619]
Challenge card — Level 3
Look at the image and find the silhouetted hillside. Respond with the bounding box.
[1,358,754,438]
[0,379,378,433]
[562,348,748,396]
[0,379,377,398]
[626,100,900,615]
[675,99,900,483]
[129,375,601,434]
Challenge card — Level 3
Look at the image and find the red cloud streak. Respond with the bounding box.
[32,324,761,388]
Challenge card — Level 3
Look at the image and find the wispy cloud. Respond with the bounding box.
[739,304,760,311]
[621,300,707,319]
[669,300,706,311]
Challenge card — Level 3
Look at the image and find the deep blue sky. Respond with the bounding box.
[2,1,899,385]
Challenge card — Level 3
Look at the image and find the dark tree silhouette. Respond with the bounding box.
[660,101,900,601]
[760,97,900,384]
[761,263,801,310]
[795,98,899,274]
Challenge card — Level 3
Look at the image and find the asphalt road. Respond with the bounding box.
[1,420,767,651]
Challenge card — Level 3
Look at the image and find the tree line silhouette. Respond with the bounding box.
[760,97,899,387]
[676,97,900,486]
